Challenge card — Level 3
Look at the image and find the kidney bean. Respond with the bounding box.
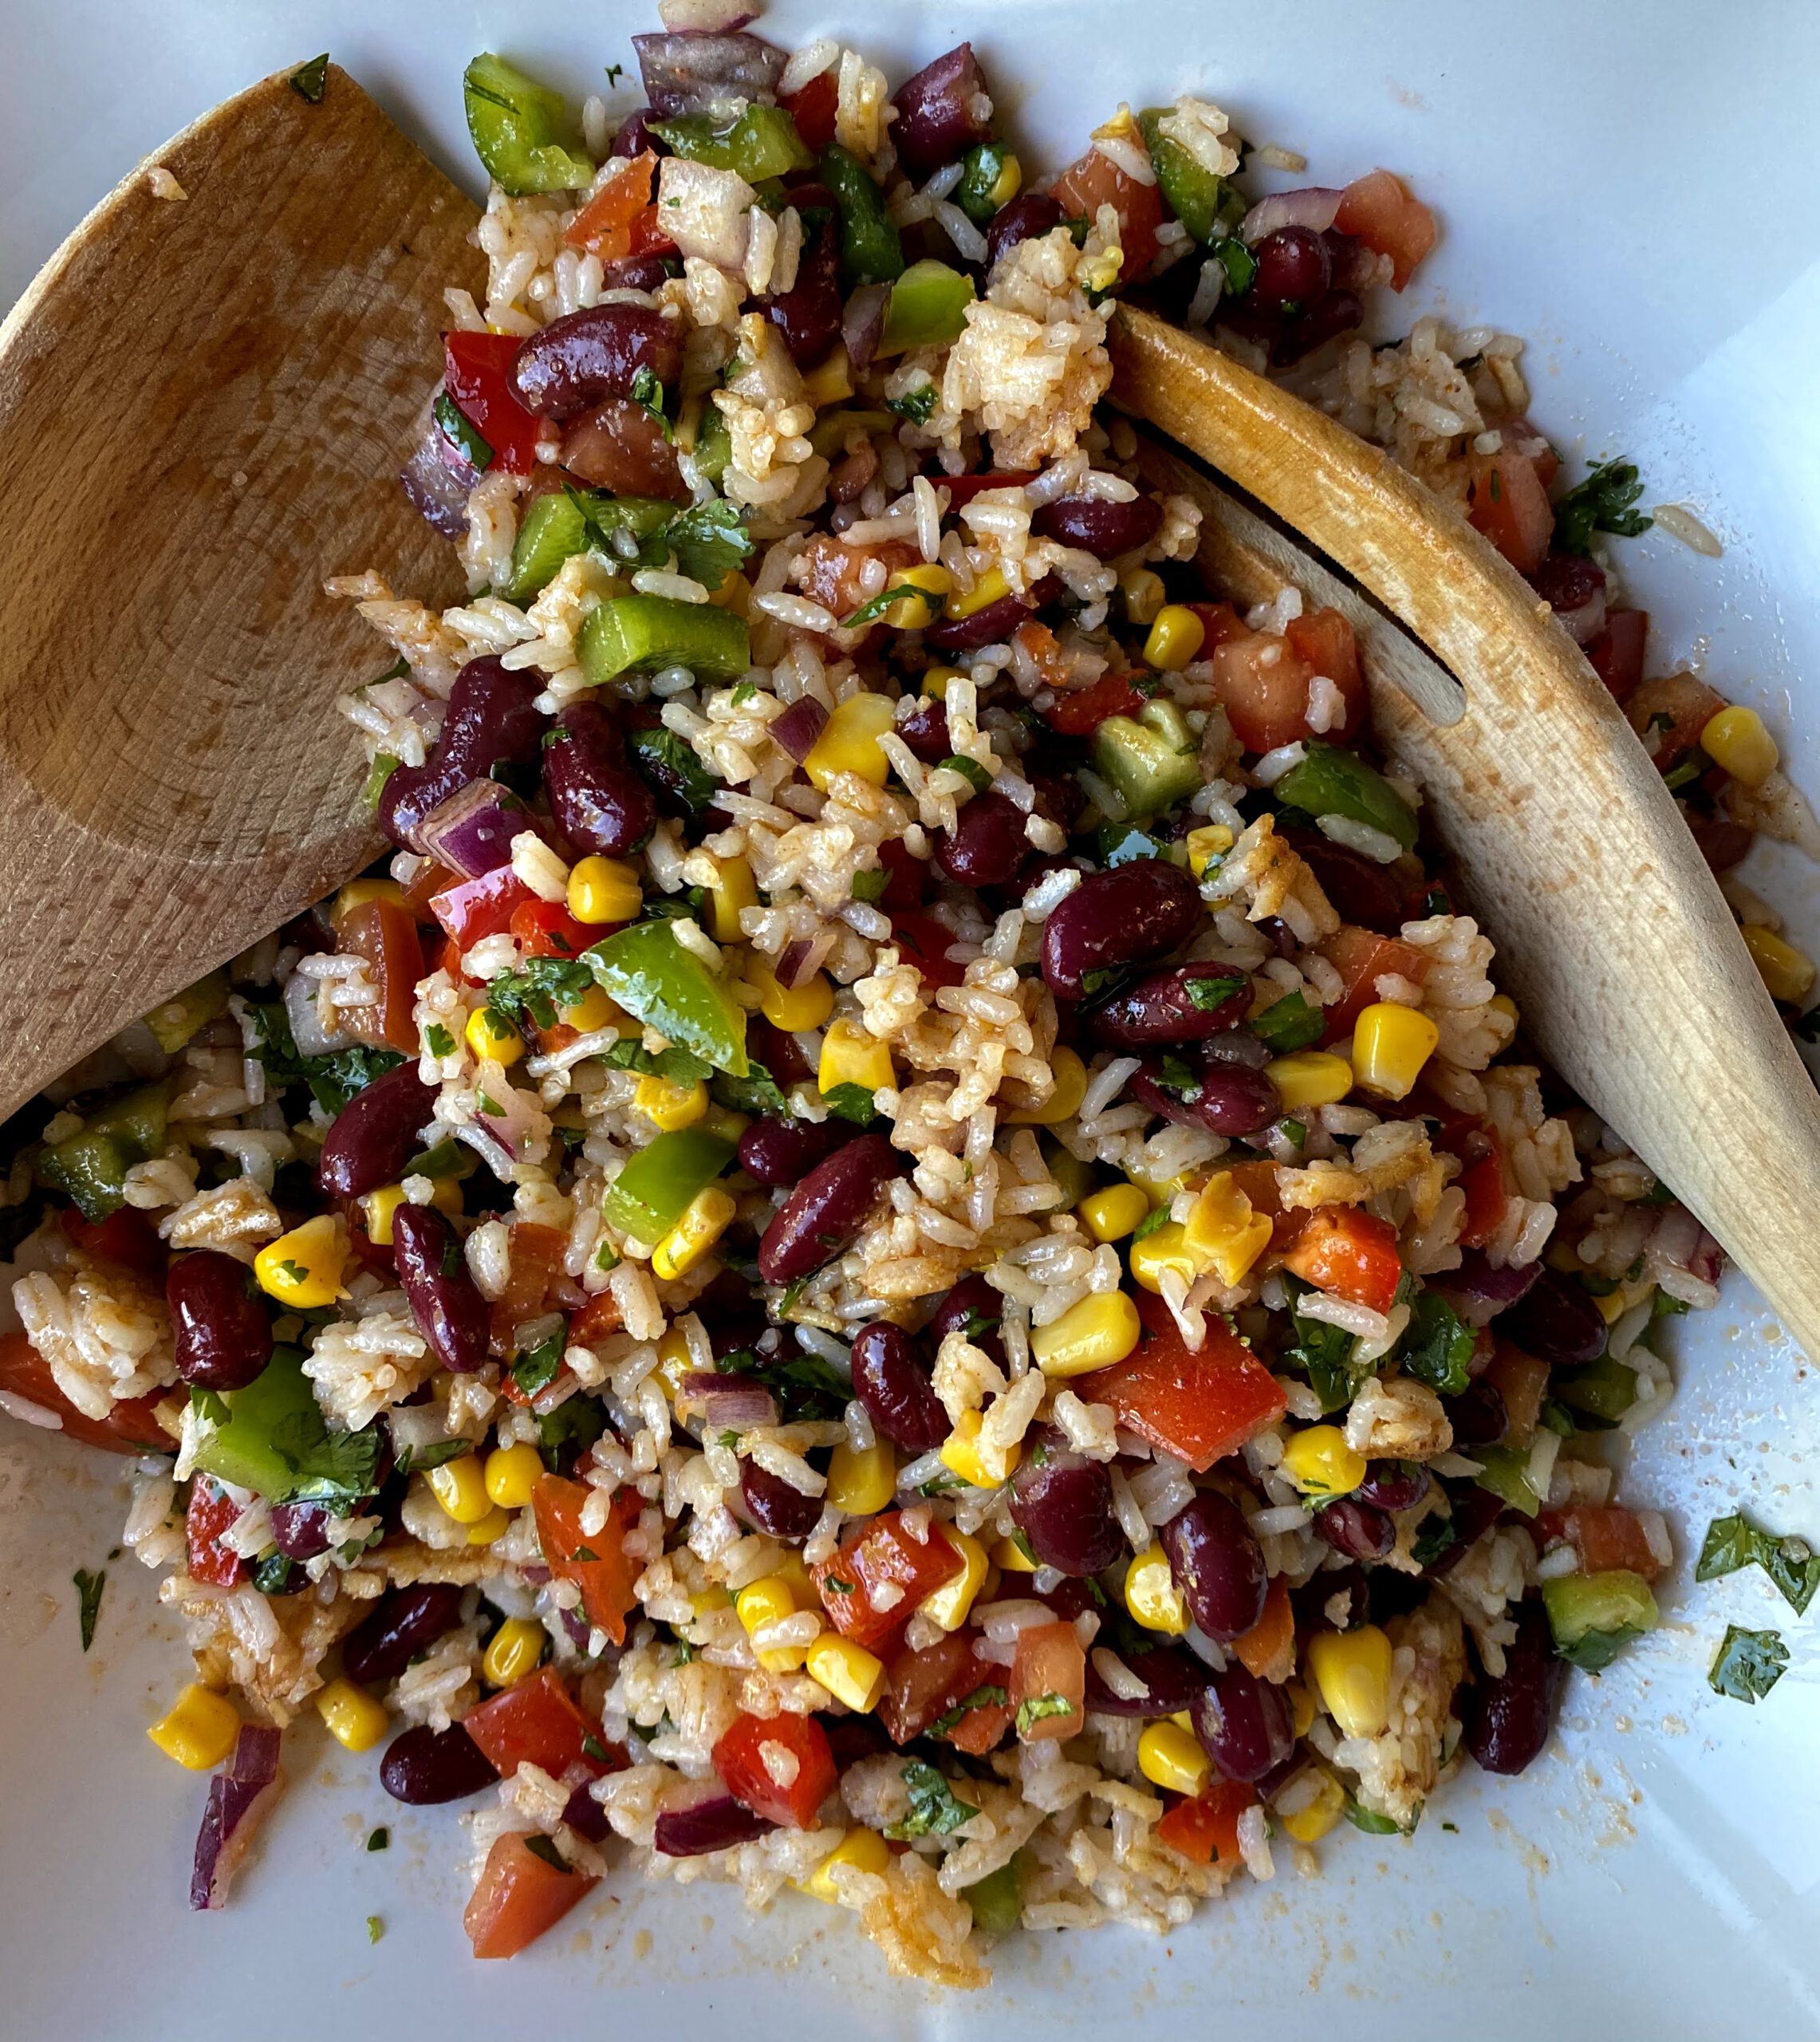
[985,192,1064,270]
[1282,828,1405,933]
[600,251,677,293]
[920,588,1031,654]
[1421,1487,1506,1578]
[1160,1492,1267,1642]
[1315,1497,1394,1561]
[850,1322,947,1452]
[737,1114,850,1188]
[1274,288,1363,366]
[270,1500,333,1561]
[1081,1642,1211,1718]
[1009,1453,1126,1577]
[1086,964,1247,1048]
[317,1062,436,1200]
[545,703,657,857]
[561,1784,612,1842]
[892,42,995,175]
[1251,226,1332,314]
[762,216,843,365]
[344,1583,467,1686]
[1462,1598,1563,1776]
[756,1133,904,1284]
[1355,1461,1429,1515]
[380,1722,498,1804]
[925,1275,1007,1370]
[1501,1267,1608,1366]
[739,1458,823,1541]
[509,304,684,420]
[653,1793,775,1858]
[1442,1379,1507,1448]
[1688,811,1753,877]
[748,1015,814,1087]
[895,695,952,764]
[559,396,688,499]
[392,1204,490,1374]
[379,656,548,850]
[1530,550,1607,617]
[610,107,664,158]
[1184,1062,1281,1137]
[1190,1663,1297,1783]
[1030,494,1164,559]
[1041,861,1203,999]
[167,1251,273,1392]
[933,791,1030,889]
[1293,1564,1369,1634]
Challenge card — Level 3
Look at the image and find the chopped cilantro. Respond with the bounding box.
[710,1058,790,1119]
[487,955,600,1032]
[661,496,754,588]
[841,585,900,629]
[884,1760,979,1839]
[930,1684,1008,1738]
[268,1408,382,1510]
[605,62,624,87]
[1708,1624,1788,1705]
[1280,1118,1307,1147]
[1397,1288,1476,1397]
[247,1002,405,1116]
[629,365,672,440]
[851,866,892,904]
[367,1827,389,1852]
[523,1835,572,1872]
[1079,964,1127,999]
[424,1023,455,1058]
[1130,1204,1173,1244]
[919,1470,968,1497]
[394,1437,470,1476]
[511,1327,566,1400]
[824,1575,855,1595]
[626,727,720,815]
[1184,973,1248,1012]
[603,1039,713,1087]
[885,383,938,426]
[73,1568,105,1652]
[1207,235,1257,295]
[1554,458,1652,555]
[434,389,493,472]
[366,1914,384,1945]
[938,754,992,794]
[1696,1511,1820,1614]
[289,52,331,101]
[1014,1691,1075,1735]
[1343,1795,1411,1836]
[1249,991,1323,1054]
[582,1735,613,1764]
[821,1082,877,1124]
[538,1394,609,1471]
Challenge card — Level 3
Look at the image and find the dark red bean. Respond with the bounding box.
[933,791,1030,889]
[1316,1497,1395,1561]
[748,1015,814,1087]
[392,1204,491,1374]
[1190,1663,1296,1783]
[757,1133,904,1284]
[344,1583,467,1685]
[600,251,677,293]
[545,703,658,857]
[737,1114,850,1188]
[739,1458,823,1541]
[1008,1428,1126,1575]
[1160,1492,1267,1642]
[1421,1488,1506,1578]
[922,585,1040,653]
[317,1062,436,1201]
[561,1784,612,1841]
[1030,495,1163,559]
[892,42,994,176]
[509,304,685,420]
[270,1500,333,1561]
[1294,1564,1369,1634]
[925,1275,1007,1370]
[985,192,1065,271]
[380,1722,497,1804]
[1251,226,1332,313]
[1502,1268,1608,1366]
[850,1322,947,1452]
[1282,828,1405,933]
[1081,1642,1211,1717]
[1442,1380,1507,1448]
[1041,861,1203,999]
[610,108,664,158]
[1086,964,1247,1049]
[559,397,688,499]
[1273,288,1364,365]
[379,656,548,850]
[1183,1062,1281,1137]
[1355,1461,1429,1514]
[1322,228,1378,293]
[1688,812,1754,877]
[167,1251,273,1392]
[896,695,952,764]
[653,1792,775,1857]
[1530,550,1607,617]
[1463,1599,1562,1776]
[762,216,844,365]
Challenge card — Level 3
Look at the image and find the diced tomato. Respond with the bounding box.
[1009,1622,1085,1743]
[879,1631,1010,1752]
[1586,608,1649,705]
[1156,1780,1256,1867]
[1625,671,1727,775]
[1284,608,1368,737]
[1050,144,1163,279]
[1452,1129,1509,1250]
[1044,670,1146,737]
[1232,1575,1295,1682]
[60,1204,162,1275]
[561,151,656,258]
[444,330,543,475]
[1081,1291,1286,1472]
[431,867,537,958]
[0,1331,171,1455]
[1333,169,1436,290]
[1207,625,1317,755]
[464,1831,597,1959]
[400,857,460,924]
[490,1221,570,1353]
[1011,619,1073,695]
[463,1667,622,1781]
[1281,1207,1403,1315]
[712,1711,837,1830]
[813,1511,964,1654]
[187,1480,245,1588]
[626,204,678,258]
[1184,601,1248,651]
[531,1478,640,1645]
[1483,1342,1550,1448]
[335,899,424,1054]
[944,1684,1016,1757]
[1467,448,1553,576]
[875,836,927,913]
[509,898,597,960]
[891,909,968,991]
[781,69,838,152]
[567,1290,624,1349]
[1537,1504,1665,1581]
[940,470,1038,508]
[1317,925,1432,1043]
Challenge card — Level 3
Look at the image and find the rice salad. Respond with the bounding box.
[4,9,1812,1984]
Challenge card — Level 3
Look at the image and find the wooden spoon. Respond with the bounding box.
[0,64,482,1122]
[1109,302,1820,1357]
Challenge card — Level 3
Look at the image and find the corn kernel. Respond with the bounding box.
[360,1182,409,1249]
[634,1073,708,1131]
[806,1634,887,1713]
[1306,1623,1394,1740]
[466,1004,525,1066]
[818,1016,896,1096]
[1128,1220,1201,1295]
[992,1533,1038,1573]
[315,1677,389,1753]
[1003,1045,1087,1126]
[1279,1766,1347,1844]
[1080,1182,1150,1244]
[1350,1002,1440,1102]
[1593,1286,1630,1326]
[1279,1425,1367,1499]
[333,876,405,923]
[1169,1709,1195,1733]
[1743,923,1817,1003]
[699,1103,750,1144]
[1287,1680,1316,1739]
[709,569,751,616]
[799,345,854,408]
[797,1826,891,1902]
[148,1684,241,1771]
[696,855,757,944]
[920,666,964,700]
[736,1575,796,1635]
[747,956,835,1035]
[881,562,954,629]
[945,564,1009,621]
[427,1455,492,1526]
[1489,992,1519,1028]
[825,1437,896,1516]
[1186,822,1235,877]
[1121,568,1166,628]
[805,692,895,790]
[568,855,643,925]
[940,1408,1020,1488]
[653,1327,694,1399]
[467,1504,511,1546]
[652,1186,737,1280]
[1265,1050,1353,1110]
[560,984,624,1034]
[1143,604,1207,672]
[483,1617,547,1687]
[920,1526,989,1631]
[254,1214,346,1309]
[1030,1291,1142,1377]
[1137,1720,1211,1797]
[1700,704,1779,787]
[1124,1548,1189,1635]
[484,1441,546,1510]
[762,1550,818,1602]
[987,152,1023,207]
[1182,1170,1273,1287]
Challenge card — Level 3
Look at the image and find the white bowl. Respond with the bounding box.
[2,3,1818,2036]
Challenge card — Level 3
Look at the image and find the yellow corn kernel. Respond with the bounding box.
[920,1527,989,1631]
[1489,991,1519,1029]
[1182,1170,1274,1287]
[360,1182,409,1249]
[1701,704,1779,787]
[1593,1285,1630,1326]
[799,345,855,408]
[1078,246,1122,296]
[881,562,955,629]
[709,569,751,615]
[315,1677,390,1754]
[1306,1623,1394,1740]
[1129,1220,1201,1295]
[826,1437,897,1516]
[1185,822,1235,877]
[987,152,1023,207]
[483,1617,547,1688]
[1123,1548,1189,1635]
[797,1826,891,1902]
[1003,1045,1088,1127]
[762,1549,818,1602]
[920,666,964,700]
[148,1684,242,1771]
[945,564,1009,621]
[484,1441,546,1510]
[940,1408,1020,1489]
[653,1327,694,1399]
[735,1575,796,1638]
[1743,923,1817,1003]
[806,1634,887,1713]
[704,854,758,944]
[805,692,896,790]
[1279,1424,1367,1499]
[1265,1050,1354,1111]
[427,1455,492,1526]
[1030,1291,1142,1378]
[1080,1182,1150,1245]
[568,855,644,925]
[1121,567,1166,629]
[1143,604,1207,672]
[466,1504,511,1546]
[254,1214,346,1309]
[747,955,836,1032]
[991,1532,1038,1573]
[466,1004,525,1067]
[1279,1766,1347,1844]
[1169,1709,1196,1733]
[1137,1720,1212,1797]
[699,1103,750,1145]
[1287,1680,1316,1739]
[1350,1002,1440,1102]
[652,1186,737,1280]
[635,1073,709,1131]
[559,983,625,1034]
[333,875,406,922]
[818,1016,896,1096]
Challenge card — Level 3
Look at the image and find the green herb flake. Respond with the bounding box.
[365,1914,384,1945]
[1342,1795,1406,1835]
[1397,1287,1476,1398]
[1696,1512,1820,1615]
[605,62,625,88]
[269,1409,383,1510]
[73,1568,105,1652]
[523,1834,573,1872]
[1249,991,1324,1055]
[289,53,331,102]
[487,955,600,1033]
[424,1023,455,1058]
[1014,1691,1077,1735]
[821,1082,877,1125]
[930,1684,1008,1738]
[629,365,672,440]
[1554,457,1652,554]
[512,1328,567,1401]
[366,1827,389,1853]
[659,495,754,589]
[885,383,938,427]
[851,866,892,904]
[1130,1204,1173,1245]
[582,1734,613,1764]
[824,1575,856,1595]
[1708,1624,1788,1705]
[434,389,494,473]
[884,1760,980,1839]
[1184,973,1247,1013]
[360,751,400,813]
[247,1000,404,1117]
[1280,1118,1307,1147]
[731,680,758,706]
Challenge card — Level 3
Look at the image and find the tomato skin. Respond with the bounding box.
[1081,1291,1286,1472]
[1010,1622,1085,1742]
[1284,608,1368,739]
[1467,449,1553,576]
[781,69,838,152]
[626,204,678,258]
[531,1477,640,1646]
[431,866,538,959]
[1625,671,1727,775]
[1333,169,1436,290]
[1318,926,1432,1044]
[1050,146,1163,278]
[1586,609,1649,705]
[1044,670,1146,737]
[509,898,596,960]
[0,1330,171,1455]
[187,1480,245,1587]
[336,899,424,1054]
[561,152,656,258]
[890,910,969,991]
[1536,1504,1664,1581]
[1232,1575,1295,1681]
[813,1512,964,1654]
[1156,1780,1256,1866]
[489,1221,570,1354]
[443,331,543,475]
[1281,1208,1403,1316]
[1456,1144,1508,1250]
[61,1204,163,1275]
[463,1668,622,1780]
[464,1831,598,1958]
[712,1711,837,1829]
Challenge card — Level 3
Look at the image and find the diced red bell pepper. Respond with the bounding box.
[490,1221,571,1354]
[1081,1291,1286,1472]
[187,1480,245,1588]
[431,866,538,952]
[813,1511,964,1654]
[1535,1504,1664,1581]
[336,899,425,1055]
[444,330,543,475]
[567,1290,624,1349]
[891,910,968,991]
[531,1478,640,1646]
[1333,169,1436,290]
[1232,1575,1294,1682]
[0,1331,171,1455]
[879,1630,1011,1753]
[1156,1779,1256,1867]
[1281,1207,1403,1316]
[712,1710,837,1830]
[874,836,927,913]
[509,898,597,960]
[1009,1622,1085,1743]
[1044,670,1147,737]
[1467,448,1553,576]
[1318,925,1432,1044]
[1586,608,1649,705]
[561,151,656,258]
[625,204,678,258]
[1625,671,1727,776]
[1051,144,1164,278]
[60,1204,163,1275]
[464,1831,597,1958]
[401,857,460,925]
[1456,1141,1509,1250]
[463,1667,623,1781]
[781,69,838,153]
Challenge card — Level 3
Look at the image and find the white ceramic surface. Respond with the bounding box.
[2,2,1818,2037]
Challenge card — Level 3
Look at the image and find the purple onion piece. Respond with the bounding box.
[1428,1250,1543,1327]
[414,775,528,875]
[190,1724,284,1912]
[653,1792,776,1857]
[1239,188,1344,246]
[774,937,817,991]
[632,31,786,116]
[562,1784,611,1842]
[841,283,890,370]
[678,1371,779,1431]
[400,409,479,538]
[1082,1642,1211,1718]
[770,694,829,763]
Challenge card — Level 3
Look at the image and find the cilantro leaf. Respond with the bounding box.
[367,1826,389,1852]
[1130,1204,1172,1244]
[268,1409,383,1508]
[603,1039,713,1087]
[247,1002,405,1116]
[821,1082,877,1125]
[727,1346,852,1423]
[73,1568,105,1652]
[851,866,892,904]
[884,383,937,426]
[1696,1512,1820,1615]
[434,389,494,473]
[1708,1625,1788,1705]
[1249,991,1323,1054]
[884,1760,979,1839]
[626,727,720,816]
[393,1437,471,1476]
[629,365,672,440]
[487,954,601,1032]
[937,754,991,794]
[1013,1691,1076,1735]
[930,1684,1008,1738]
[511,1327,567,1400]
[711,1058,790,1119]
[522,1835,572,1872]
[289,53,331,102]
[1184,973,1248,1013]
[1397,1288,1476,1397]
[1280,1281,1363,1413]
[538,1394,609,1472]
[424,1023,455,1058]
[1554,458,1652,554]
[841,585,900,629]
[659,496,753,589]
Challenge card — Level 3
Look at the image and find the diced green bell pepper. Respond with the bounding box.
[1541,1568,1660,1671]
[507,492,680,603]
[1091,700,1203,816]
[652,104,813,183]
[1136,108,1247,248]
[191,1346,318,1500]
[961,1851,1025,1935]
[86,1081,171,1154]
[1471,1443,1543,1519]
[1274,740,1419,853]
[579,596,750,687]
[877,260,976,356]
[687,400,732,483]
[145,970,230,1055]
[806,408,893,460]
[35,1081,172,1221]
[592,921,749,1077]
[463,53,594,196]
[952,140,1019,227]
[1554,1351,1637,1423]
[821,144,904,286]
[601,1127,736,1244]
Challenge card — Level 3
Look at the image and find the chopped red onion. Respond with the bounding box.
[191,1724,284,1910]
[400,404,479,539]
[770,695,829,763]
[774,938,818,991]
[632,30,785,116]
[678,1371,779,1431]
[841,284,890,371]
[1429,1250,1542,1326]
[416,776,528,875]
[475,1080,542,1164]
[1239,188,1343,246]
[653,1790,775,1857]
[561,1784,612,1841]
